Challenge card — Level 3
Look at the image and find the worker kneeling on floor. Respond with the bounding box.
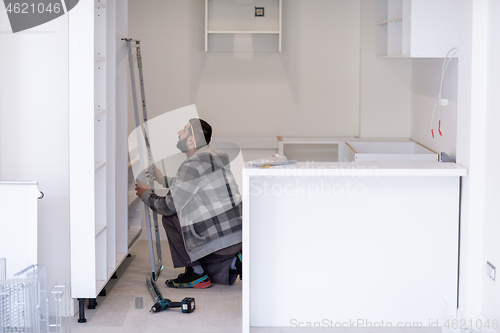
[135,118,242,288]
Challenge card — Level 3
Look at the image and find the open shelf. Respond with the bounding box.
[94,1,106,9]
[94,109,106,117]
[387,19,403,56]
[95,225,106,237]
[127,163,143,250]
[128,227,142,247]
[96,280,106,294]
[94,114,106,163]
[116,252,128,268]
[128,200,143,248]
[128,196,139,208]
[378,54,410,59]
[128,156,139,168]
[95,230,107,282]
[127,178,138,206]
[377,16,402,25]
[94,162,106,171]
[205,0,282,52]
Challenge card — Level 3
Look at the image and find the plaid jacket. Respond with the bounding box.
[141,145,242,262]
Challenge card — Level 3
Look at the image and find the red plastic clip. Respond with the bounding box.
[431,129,435,138]
[438,120,443,137]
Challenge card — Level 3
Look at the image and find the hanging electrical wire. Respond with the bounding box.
[430,47,459,138]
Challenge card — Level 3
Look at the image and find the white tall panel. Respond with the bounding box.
[116,0,130,257]
[69,0,98,299]
[69,0,129,302]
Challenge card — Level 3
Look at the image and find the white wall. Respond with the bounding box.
[411,58,458,157]
[128,0,413,139]
[0,8,70,302]
[125,0,416,244]
[127,0,206,135]
[126,0,409,242]
[481,0,500,324]
[4,0,498,324]
[456,0,488,323]
[360,0,411,138]
[201,0,361,137]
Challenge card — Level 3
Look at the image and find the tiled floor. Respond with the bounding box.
[69,240,242,333]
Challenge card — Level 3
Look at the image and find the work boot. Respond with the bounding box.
[165,266,211,289]
[229,252,243,285]
[235,252,242,279]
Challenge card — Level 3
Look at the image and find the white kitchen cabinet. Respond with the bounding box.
[343,141,439,162]
[68,0,129,322]
[242,163,466,332]
[377,0,459,58]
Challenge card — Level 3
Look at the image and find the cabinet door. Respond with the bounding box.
[409,0,459,58]
[377,0,459,58]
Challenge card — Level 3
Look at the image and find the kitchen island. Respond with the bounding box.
[242,162,467,332]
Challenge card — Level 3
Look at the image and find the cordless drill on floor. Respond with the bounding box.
[146,277,195,313]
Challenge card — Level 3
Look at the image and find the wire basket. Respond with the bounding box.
[0,276,40,332]
[48,283,70,333]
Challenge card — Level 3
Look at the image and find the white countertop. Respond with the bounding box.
[243,161,467,177]
[279,136,413,143]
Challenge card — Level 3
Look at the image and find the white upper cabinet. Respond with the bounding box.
[377,0,459,58]
[69,0,129,301]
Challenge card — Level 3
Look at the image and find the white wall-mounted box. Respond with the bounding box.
[377,0,459,58]
[344,141,438,162]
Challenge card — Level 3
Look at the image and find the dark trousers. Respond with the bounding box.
[162,214,241,285]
